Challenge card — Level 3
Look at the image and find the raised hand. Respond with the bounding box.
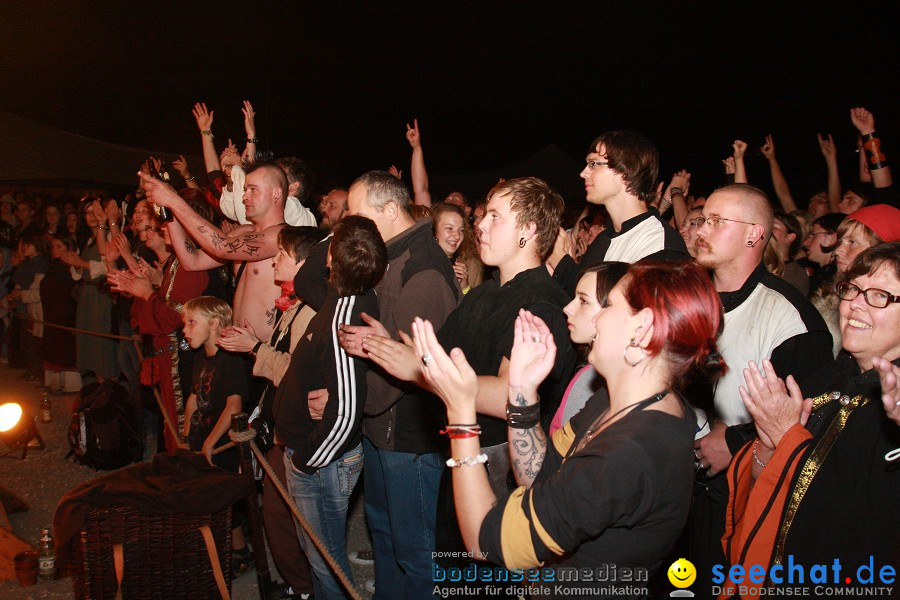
[738,359,812,450]
[732,140,748,160]
[105,199,121,226]
[172,155,191,178]
[90,199,108,224]
[818,133,837,162]
[137,171,180,208]
[388,165,403,180]
[665,169,691,199]
[850,107,875,135]
[405,118,422,149]
[508,310,557,395]
[192,102,214,131]
[760,135,776,160]
[411,317,478,419]
[242,100,256,138]
[105,232,123,262]
[722,156,736,174]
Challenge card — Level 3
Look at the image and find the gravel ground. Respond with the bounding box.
[0,361,374,599]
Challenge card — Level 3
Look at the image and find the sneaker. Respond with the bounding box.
[232,547,254,579]
[364,578,376,594]
[349,550,374,566]
[274,582,314,599]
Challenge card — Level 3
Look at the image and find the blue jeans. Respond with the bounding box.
[285,444,363,600]
[362,436,444,600]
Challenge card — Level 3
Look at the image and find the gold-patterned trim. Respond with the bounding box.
[772,394,867,565]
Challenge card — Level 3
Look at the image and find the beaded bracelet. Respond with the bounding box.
[446,454,488,468]
[752,439,769,468]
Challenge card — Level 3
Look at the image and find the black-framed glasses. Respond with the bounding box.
[584,160,610,171]
[692,215,756,229]
[835,281,900,308]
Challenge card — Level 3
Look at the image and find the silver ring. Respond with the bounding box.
[697,460,705,470]
[422,354,433,367]
[532,335,541,343]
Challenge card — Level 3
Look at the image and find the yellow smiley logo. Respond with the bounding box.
[667,558,697,588]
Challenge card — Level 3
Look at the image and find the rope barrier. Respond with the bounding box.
[228,426,364,600]
[9,312,182,446]
[12,313,363,596]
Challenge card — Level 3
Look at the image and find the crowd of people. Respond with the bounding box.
[1,101,898,600]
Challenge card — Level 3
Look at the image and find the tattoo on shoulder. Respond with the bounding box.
[266,307,276,326]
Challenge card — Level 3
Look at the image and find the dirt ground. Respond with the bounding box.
[0,360,373,599]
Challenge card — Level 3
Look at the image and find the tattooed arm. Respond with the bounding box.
[139,171,280,262]
[508,391,548,488]
[165,219,227,271]
[506,310,557,488]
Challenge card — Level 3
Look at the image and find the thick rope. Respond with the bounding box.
[228,430,363,600]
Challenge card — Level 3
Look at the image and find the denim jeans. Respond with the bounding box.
[285,443,363,600]
[362,436,444,600]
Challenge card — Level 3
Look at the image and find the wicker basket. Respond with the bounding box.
[71,504,233,599]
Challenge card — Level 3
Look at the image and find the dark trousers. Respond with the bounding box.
[264,444,314,594]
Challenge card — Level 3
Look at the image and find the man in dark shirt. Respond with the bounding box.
[337,171,459,599]
[549,130,688,297]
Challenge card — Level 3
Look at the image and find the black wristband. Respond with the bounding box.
[250,341,263,356]
[246,137,259,144]
[506,401,541,429]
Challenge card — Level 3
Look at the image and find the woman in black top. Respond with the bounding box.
[413,261,726,599]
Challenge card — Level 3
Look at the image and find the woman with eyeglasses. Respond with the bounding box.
[720,242,900,599]
[812,205,900,355]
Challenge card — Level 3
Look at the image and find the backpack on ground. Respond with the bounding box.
[67,380,143,470]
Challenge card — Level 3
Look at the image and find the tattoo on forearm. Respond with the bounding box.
[184,239,197,254]
[510,393,546,483]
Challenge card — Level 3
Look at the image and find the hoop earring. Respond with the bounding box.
[623,337,646,367]
[518,237,526,248]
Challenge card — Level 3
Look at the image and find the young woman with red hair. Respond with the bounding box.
[412,261,725,597]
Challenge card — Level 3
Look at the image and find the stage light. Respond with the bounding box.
[0,402,45,459]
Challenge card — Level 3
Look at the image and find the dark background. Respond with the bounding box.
[1,1,898,202]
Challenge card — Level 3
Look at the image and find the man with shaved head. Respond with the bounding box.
[141,160,290,342]
[689,184,832,586]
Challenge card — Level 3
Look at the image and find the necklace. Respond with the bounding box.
[571,390,669,456]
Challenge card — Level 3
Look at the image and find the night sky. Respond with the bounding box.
[2,2,898,202]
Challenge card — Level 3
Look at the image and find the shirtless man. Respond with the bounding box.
[138,161,287,342]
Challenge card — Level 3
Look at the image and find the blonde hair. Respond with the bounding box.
[182,296,233,328]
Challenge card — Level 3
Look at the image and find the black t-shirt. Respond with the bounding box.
[479,392,696,599]
[438,266,576,445]
[188,350,248,460]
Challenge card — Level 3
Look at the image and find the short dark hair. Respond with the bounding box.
[278,226,326,263]
[329,215,388,296]
[351,171,412,216]
[20,230,49,256]
[487,177,564,260]
[245,160,289,203]
[589,131,659,203]
[275,157,312,204]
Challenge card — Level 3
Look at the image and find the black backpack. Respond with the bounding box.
[67,380,143,470]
